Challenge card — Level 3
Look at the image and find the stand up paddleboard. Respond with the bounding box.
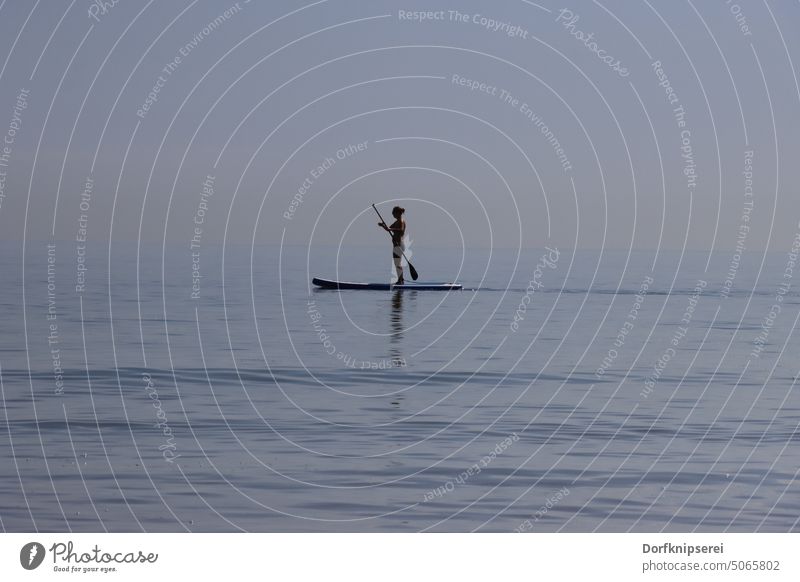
[312,277,461,291]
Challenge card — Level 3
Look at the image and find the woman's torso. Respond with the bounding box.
[391,219,405,245]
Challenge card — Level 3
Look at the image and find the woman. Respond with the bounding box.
[378,206,406,284]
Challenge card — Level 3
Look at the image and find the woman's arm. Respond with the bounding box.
[385,220,405,234]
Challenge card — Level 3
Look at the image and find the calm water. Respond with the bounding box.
[1,243,799,532]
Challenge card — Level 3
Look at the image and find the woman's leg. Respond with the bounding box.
[393,244,404,283]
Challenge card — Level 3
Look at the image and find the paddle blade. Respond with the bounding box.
[408,262,419,280]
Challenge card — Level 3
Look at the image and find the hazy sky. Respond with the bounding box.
[1,0,798,251]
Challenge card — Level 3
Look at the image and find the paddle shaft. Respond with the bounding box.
[372,204,418,280]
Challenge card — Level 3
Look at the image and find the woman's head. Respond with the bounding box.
[392,206,405,218]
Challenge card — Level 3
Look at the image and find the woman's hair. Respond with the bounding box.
[392,206,405,216]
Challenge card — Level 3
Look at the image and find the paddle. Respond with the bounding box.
[372,203,419,281]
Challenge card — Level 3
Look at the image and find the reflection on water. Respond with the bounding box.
[390,289,404,340]
[389,290,406,406]
[389,289,414,365]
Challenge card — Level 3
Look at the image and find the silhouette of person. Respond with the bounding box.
[378,206,406,284]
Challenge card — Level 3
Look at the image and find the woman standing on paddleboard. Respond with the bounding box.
[378,206,406,284]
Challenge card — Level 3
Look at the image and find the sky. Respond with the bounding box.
[0,0,799,251]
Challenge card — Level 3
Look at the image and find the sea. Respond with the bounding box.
[1,242,799,532]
